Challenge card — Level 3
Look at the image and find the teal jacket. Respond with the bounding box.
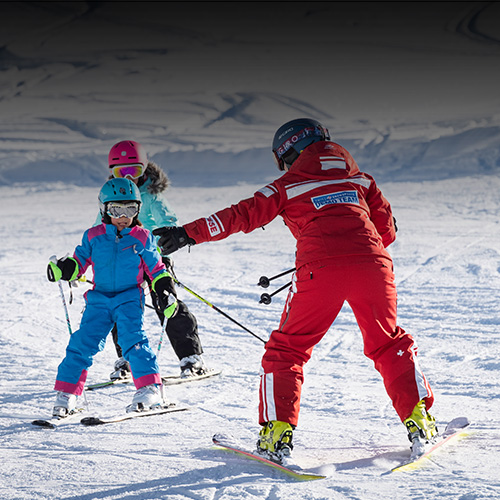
[137,175,178,232]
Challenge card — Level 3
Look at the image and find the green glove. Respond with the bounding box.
[152,272,178,318]
[162,294,178,319]
[47,256,79,282]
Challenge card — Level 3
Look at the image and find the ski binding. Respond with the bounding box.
[32,408,85,429]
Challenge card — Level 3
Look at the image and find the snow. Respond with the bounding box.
[1,2,500,499]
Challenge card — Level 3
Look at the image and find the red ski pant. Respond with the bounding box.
[259,258,434,427]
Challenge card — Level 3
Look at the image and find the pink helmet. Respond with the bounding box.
[108,140,148,167]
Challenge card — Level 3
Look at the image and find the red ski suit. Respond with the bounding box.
[184,141,434,426]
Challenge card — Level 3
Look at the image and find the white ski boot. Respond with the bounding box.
[180,354,207,378]
[52,391,77,418]
[110,357,131,381]
[126,384,163,412]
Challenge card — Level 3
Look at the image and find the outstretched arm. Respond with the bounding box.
[154,185,284,254]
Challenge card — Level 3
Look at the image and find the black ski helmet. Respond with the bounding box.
[272,118,330,171]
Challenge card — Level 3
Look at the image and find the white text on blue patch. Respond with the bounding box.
[311,190,360,209]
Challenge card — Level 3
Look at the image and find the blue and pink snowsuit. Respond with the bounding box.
[54,223,165,395]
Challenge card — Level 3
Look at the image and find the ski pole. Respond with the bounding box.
[157,315,168,403]
[50,255,73,335]
[259,280,292,305]
[58,281,73,335]
[153,293,166,358]
[156,324,166,356]
[257,268,295,288]
[156,313,168,403]
[172,277,267,345]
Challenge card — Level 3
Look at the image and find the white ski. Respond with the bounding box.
[84,369,221,390]
[162,368,222,386]
[80,403,189,426]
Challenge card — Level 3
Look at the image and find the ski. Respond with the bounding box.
[85,376,132,391]
[212,433,326,481]
[390,416,471,473]
[80,403,189,426]
[85,369,221,390]
[32,408,85,429]
[162,368,222,386]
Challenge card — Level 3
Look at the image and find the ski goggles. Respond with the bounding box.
[110,163,145,179]
[106,201,140,219]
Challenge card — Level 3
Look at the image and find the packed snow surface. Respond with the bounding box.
[1,2,500,499]
[1,176,499,499]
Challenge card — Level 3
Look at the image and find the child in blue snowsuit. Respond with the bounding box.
[47,178,177,417]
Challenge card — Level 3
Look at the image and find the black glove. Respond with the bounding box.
[153,226,195,255]
[153,275,178,318]
[47,256,79,282]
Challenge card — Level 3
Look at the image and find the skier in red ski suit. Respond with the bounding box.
[154,118,437,461]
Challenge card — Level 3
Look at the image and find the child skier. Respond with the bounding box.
[153,118,438,463]
[47,178,177,417]
[104,141,208,381]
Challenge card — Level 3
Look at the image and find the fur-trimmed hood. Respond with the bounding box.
[142,161,170,195]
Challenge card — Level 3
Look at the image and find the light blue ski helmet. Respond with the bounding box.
[98,178,142,216]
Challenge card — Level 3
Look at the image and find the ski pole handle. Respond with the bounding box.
[257,268,295,288]
[259,281,292,305]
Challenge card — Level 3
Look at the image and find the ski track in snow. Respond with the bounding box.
[1,177,500,500]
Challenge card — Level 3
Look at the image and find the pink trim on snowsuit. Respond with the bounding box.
[54,370,88,396]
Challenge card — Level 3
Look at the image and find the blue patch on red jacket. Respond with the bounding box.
[311,190,360,209]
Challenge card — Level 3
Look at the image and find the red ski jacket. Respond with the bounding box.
[184,141,396,269]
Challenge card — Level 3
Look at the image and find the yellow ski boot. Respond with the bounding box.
[404,400,438,452]
[256,420,294,463]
